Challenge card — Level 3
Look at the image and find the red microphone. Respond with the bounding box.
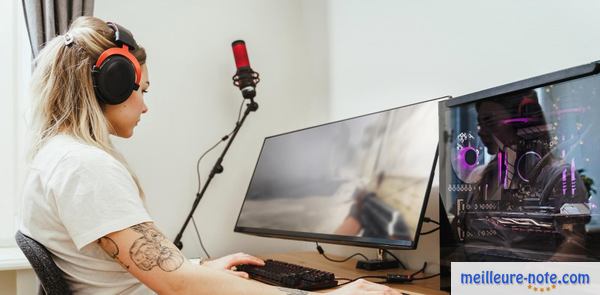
[231,40,260,99]
[232,40,251,69]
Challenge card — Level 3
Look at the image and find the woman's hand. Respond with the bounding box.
[201,252,265,279]
[327,279,400,295]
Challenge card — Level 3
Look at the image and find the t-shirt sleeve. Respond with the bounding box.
[50,149,153,250]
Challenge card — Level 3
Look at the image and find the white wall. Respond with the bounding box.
[0,1,32,293]
[329,0,600,118]
[1,0,32,248]
[327,0,600,272]
[94,0,331,259]
[0,0,17,247]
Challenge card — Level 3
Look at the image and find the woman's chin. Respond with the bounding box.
[122,130,134,138]
[112,129,134,138]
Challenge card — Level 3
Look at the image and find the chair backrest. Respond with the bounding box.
[15,231,72,295]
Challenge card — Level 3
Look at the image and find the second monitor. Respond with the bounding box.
[235,98,441,249]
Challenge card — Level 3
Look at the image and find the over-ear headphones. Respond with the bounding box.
[92,22,141,105]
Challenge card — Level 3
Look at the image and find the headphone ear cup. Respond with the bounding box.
[93,55,136,105]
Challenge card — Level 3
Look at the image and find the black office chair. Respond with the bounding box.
[15,231,72,295]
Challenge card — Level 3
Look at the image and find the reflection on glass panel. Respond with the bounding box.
[440,74,600,262]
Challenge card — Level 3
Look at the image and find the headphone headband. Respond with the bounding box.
[107,22,139,50]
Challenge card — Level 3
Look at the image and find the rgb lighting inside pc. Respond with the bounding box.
[439,63,600,266]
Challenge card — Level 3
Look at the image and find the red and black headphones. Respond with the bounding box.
[92,22,141,105]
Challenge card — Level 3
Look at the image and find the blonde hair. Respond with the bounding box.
[30,16,147,198]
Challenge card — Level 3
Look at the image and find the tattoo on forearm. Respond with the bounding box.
[276,287,309,295]
[129,223,184,272]
[98,236,130,269]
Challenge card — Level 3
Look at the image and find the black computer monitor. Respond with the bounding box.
[234,98,441,249]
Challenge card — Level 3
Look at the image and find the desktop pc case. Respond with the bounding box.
[439,61,600,291]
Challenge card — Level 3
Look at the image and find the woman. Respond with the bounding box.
[19,16,399,295]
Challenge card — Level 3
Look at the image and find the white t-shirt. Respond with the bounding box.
[19,134,154,294]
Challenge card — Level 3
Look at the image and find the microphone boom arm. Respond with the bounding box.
[173,98,259,250]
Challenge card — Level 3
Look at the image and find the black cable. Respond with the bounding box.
[418,217,440,235]
[196,140,226,192]
[190,137,225,258]
[190,99,246,257]
[420,227,440,235]
[320,252,368,263]
[315,243,406,269]
[423,217,439,225]
[196,100,246,192]
[335,278,355,287]
[191,216,211,258]
[336,262,439,286]
[336,275,387,287]
[336,280,354,287]
[338,272,441,285]
[410,262,427,277]
[382,249,407,270]
[315,242,368,262]
[236,98,244,122]
[336,280,355,287]
[412,273,440,280]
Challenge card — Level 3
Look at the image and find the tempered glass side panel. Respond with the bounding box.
[440,73,600,266]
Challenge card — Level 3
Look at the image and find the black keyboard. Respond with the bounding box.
[236,259,338,290]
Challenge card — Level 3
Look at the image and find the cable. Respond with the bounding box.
[336,276,387,287]
[335,280,354,287]
[315,243,406,269]
[412,273,440,281]
[190,125,233,257]
[423,217,439,225]
[334,277,353,283]
[191,216,211,258]
[420,227,440,235]
[196,99,246,192]
[382,249,407,270]
[410,262,427,277]
[419,216,440,235]
[196,139,226,192]
[315,242,369,263]
[190,99,246,257]
[336,261,439,285]
[236,98,245,122]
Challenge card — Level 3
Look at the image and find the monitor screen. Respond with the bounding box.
[235,99,440,249]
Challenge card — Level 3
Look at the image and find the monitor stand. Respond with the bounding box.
[355,248,400,270]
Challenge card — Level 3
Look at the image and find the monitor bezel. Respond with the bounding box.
[233,98,443,250]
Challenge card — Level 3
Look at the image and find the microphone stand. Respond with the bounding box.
[173,98,259,250]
